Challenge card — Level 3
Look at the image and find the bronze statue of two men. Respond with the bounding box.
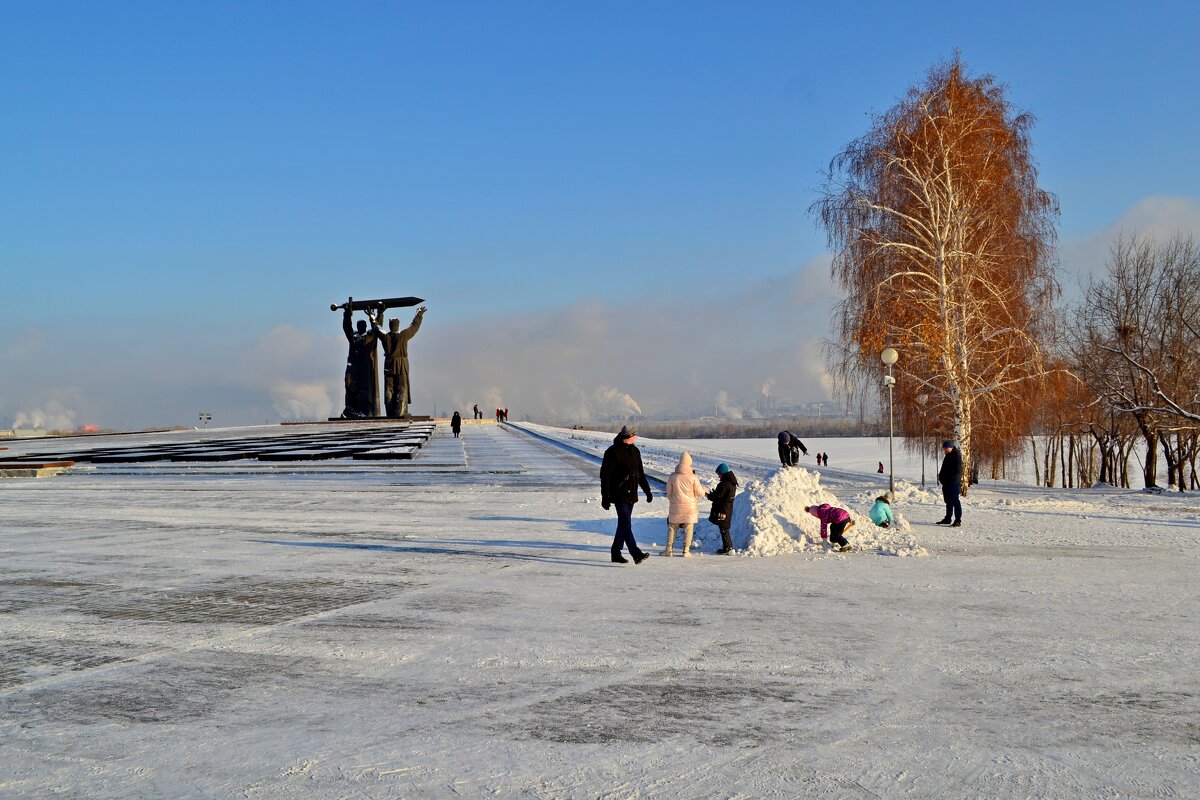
[335,296,425,419]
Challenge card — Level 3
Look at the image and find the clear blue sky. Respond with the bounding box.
[3,1,1199,427]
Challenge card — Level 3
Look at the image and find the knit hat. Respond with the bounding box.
[716,463,731,475]
[619,425,637,439]
[942,439,955,449]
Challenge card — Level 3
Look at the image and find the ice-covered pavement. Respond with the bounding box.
[1,422,1197,798]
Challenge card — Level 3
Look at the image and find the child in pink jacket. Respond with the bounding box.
[804,503,855,552]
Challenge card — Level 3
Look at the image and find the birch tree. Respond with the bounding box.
[814,55,1059,492]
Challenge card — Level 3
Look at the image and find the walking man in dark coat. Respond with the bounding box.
[937,439,963,527]
[600,425,652,564]
[379,306,425,418]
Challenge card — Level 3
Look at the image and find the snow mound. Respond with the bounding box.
[718,467,927,557]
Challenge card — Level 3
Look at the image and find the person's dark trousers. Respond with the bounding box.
[942,482,962,523]
[718,524,733,552]
[778,444,790,467]
[612,502,644,558]
[790,447,801,466]
[829,521,851,548]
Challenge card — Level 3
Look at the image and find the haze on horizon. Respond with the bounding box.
[3,2,1199,430]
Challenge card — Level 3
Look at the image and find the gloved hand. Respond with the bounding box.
[645,490,653,503]
[601,497,611,511]
[801,447,808,455]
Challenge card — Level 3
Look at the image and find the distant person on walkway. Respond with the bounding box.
[822,453,829,467]
[805,503,855,552]
[868,495,893,528]
[503,407,509,422]
[450,411,462,438]
[473,404,481,420]
[816,452,823,466]
[600,425,652,564]
[937,439,963,527]
[379,306,425,418]
[878,462,885,473]
[706,463,738,554]
[664,451,705,557]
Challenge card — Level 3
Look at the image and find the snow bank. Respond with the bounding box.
[695,467,927,558]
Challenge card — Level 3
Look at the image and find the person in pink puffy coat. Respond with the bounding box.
[664,451,706,557]
[804,503,855,552]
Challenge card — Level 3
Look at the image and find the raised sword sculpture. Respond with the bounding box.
[331,296,424,312]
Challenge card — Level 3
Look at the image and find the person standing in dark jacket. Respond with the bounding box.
[937,439,963,527]
[706,463,738,554]
[600,425,653,564]
[450,411,462,438]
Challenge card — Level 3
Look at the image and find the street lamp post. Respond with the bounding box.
[881,348,898,498]
[917,393,929,487]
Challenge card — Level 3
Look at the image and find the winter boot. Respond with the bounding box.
[633,551,650,565]
[950,520,961,527]
[664,525,676,557]
[611,553,629,563]
[682,527,694,558]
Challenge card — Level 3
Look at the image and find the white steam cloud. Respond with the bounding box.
[14,399,77,431]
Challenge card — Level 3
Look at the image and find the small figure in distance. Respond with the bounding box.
[599,425,653,564]
[473,403,481,420]
[706,463,738,554]
[936,439,963,527]
[805,503,855,552]
[822,452,829,467]
[450,410,462,438]
[878,461,885,473]
[869,495,893,528]
[663,451,705,557]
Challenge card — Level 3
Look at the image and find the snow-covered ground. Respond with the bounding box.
[1,422,1197,798]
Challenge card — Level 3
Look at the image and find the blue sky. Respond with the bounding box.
[3,1,1199,427]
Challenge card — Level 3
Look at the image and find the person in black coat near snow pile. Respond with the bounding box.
[706,463,738,554]
[937,439,963,527]
[450,411,462,438]
[600,425,653,564]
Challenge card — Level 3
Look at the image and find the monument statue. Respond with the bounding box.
[331,295,425,419]
[340,301,382,418]
[380,306,426,417]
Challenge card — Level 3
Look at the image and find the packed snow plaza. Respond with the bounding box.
[1,421,1196,799]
